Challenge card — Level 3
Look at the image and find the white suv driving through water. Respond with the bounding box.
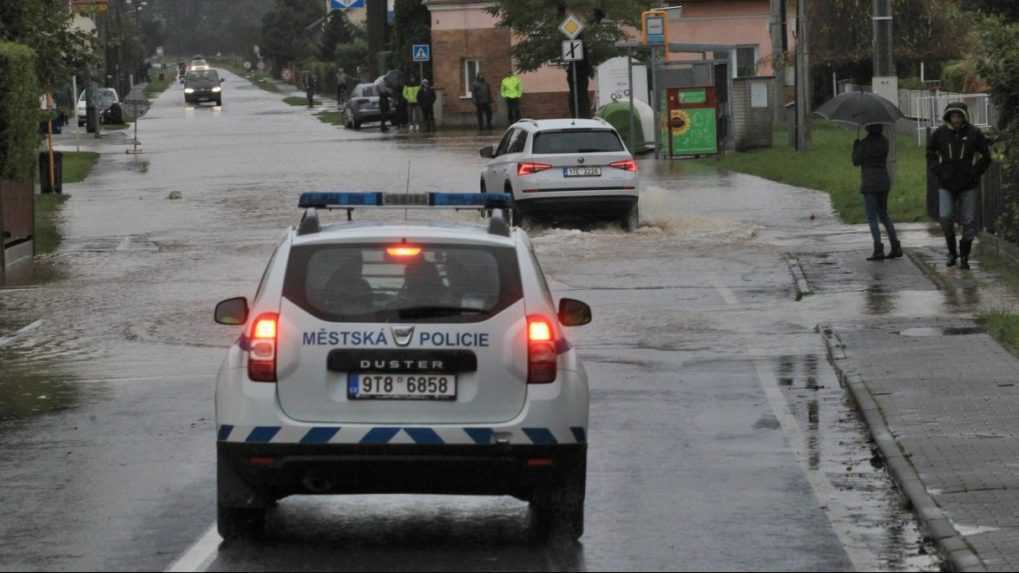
[479,119,640,230]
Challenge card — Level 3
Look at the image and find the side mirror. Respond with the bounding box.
[215,297,249,326]
[220,78,225,84]
[480,145,495,159]
[558,298,592,327]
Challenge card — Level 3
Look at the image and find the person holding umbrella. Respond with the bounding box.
[853,124,902,260]
[816,92,905,261]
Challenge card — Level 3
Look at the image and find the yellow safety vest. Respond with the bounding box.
[403,85,421,104]
[501,75,522,99]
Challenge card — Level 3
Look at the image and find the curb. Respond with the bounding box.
[904,248,952,292]
[784,254,812,301]
[820,325,987,573]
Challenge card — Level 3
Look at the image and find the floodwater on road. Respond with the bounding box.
[0,70,947,571]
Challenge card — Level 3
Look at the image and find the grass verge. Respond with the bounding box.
[693,122,927,224]
[62,151,100,184]
[144,73,174,99]
[284,96,320,107]
[34,193,68,255]
[210,57,281,93]
[975,243,1019,356]
[315,110,345,126]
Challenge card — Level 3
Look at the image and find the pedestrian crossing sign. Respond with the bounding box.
[413,44,431,63]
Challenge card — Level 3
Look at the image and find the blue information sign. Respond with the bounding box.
[329,0,365,10]
[412,44,431,63]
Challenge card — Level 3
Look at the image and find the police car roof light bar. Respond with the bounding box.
[298,192,512,210]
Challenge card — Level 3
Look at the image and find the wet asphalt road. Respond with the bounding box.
[0,71,942,571]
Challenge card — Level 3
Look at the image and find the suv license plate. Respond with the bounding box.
[564,167,602,178]
[349,373,457,401]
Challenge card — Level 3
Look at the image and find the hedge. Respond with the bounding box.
[0,42,39,184]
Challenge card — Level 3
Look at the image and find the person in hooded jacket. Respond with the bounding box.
[854,124,902,261]
[926,102,992,270]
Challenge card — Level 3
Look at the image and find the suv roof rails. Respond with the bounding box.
[298,208,320,236]
[487,213,512,237]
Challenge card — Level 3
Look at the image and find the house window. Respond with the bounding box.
[464,59,481,97]
[735,46,758,78]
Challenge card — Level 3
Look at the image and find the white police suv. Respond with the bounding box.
[479,119,640,231]
[213,192,593,540]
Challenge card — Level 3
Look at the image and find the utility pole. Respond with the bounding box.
[873,0,897,180]
[366,0,387,79]
[769,0,786,126]
[794,0,809,151]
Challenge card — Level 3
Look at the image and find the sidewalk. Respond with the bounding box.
[815,244,1019,572]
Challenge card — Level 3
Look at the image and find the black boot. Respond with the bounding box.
[960,239,973,270]
[946,235,958,267]
[867,242,886,261]
[887,240,904,259]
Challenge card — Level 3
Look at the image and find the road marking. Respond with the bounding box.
[165,524,220,572]
[714,279,874,571]
[0,320,43,348]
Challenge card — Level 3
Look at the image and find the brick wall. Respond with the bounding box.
[432,28,512,119]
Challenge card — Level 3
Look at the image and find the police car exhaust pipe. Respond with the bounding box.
[302,474,334,494]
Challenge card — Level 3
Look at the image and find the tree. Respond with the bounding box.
[0,0,97,89]
[321,10,357,60]
[963,0,1019,20]
[391,0,431,77]
[488,0,654,118]
[261,0,324,73]
[145,0,271,59]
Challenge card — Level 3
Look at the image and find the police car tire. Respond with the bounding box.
[531,481,585,541]
[217,505,266,541]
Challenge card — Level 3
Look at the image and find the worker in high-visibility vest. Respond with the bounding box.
[501,72,523,124]
[403,77,422,131]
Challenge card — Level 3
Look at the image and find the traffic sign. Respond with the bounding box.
[559,14,585,40]
[562,40,584,62]
[643,11,667,46]
[328,0,365,10]
[412,44,431,63]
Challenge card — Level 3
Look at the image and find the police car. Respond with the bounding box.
[213,192,592,540]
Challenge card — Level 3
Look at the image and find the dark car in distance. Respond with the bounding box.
[185,69,223,107]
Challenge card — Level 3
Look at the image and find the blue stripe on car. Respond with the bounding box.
[360,427,401,445]
[464,428,495,445]
[404,428,444,445]
[218,425,234,441]
[570,427,587,444]
[246,426,281,443]
[523,428,558,445]
[300,427,340,444]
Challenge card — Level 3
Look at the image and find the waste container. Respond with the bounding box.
[39,151,63,194]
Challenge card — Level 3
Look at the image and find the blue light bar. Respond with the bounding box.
[299,192,383,208]
[430,192,512,208]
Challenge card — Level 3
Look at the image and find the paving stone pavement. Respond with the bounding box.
[815,244,1019,572]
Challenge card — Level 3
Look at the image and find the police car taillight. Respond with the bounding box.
[248,313,278,383]
[527,316,557,384]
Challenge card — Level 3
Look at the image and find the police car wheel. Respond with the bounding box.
[217,505,266,541]
[531,481,585,541]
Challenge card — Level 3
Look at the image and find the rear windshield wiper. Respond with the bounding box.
[398,306,488,319]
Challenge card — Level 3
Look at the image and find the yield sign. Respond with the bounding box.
[559,14,585,40]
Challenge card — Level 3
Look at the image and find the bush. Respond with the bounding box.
[0,42,39,183]
[977,17,1019,242]
[299,59,339,94]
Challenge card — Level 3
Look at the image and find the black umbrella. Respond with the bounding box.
[814,91,904,127]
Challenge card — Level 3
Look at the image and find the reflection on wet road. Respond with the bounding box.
[0,70,943,571]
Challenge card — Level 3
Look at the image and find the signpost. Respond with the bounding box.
[412,44,430,81]
[559,16,586,119]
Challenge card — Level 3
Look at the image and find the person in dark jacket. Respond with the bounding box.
[471,74,493,130]
[926,102,992,270]
[418,79,437,133]
[854,124,901,261]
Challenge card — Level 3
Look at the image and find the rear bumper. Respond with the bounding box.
[218,441,586,505]
[515,195,637,218]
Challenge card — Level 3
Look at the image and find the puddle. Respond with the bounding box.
[899,326,986,337]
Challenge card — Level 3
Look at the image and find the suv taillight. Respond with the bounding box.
[248,313,278,383]
[609,159,637,172]
[527,315,558,384]
[518,162,553,176]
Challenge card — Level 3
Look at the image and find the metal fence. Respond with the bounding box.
[927,162,1016,241]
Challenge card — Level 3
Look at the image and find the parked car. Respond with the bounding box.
[77,88,120,127]
[343,83,383,130]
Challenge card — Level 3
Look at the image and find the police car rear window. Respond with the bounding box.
[532,129,624,154]
[283,243,523,323]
